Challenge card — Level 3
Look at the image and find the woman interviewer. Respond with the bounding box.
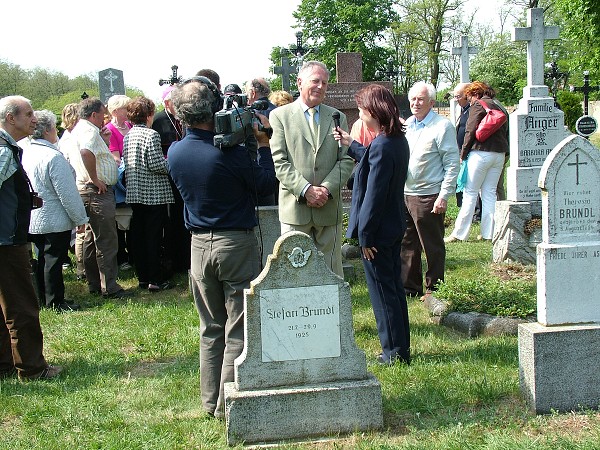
[334,84,411,365]
[445,81,509,242]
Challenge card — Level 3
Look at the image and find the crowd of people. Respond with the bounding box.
[0,65,508,417]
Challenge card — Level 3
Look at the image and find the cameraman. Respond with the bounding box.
[167,77,276,419]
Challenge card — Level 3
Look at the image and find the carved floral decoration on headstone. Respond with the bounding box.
[288,247,311,268]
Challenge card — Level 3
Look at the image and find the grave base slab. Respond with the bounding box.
[225,375,383,446]
[519,322,600,414]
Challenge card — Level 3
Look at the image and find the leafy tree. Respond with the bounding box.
[470,34,526,106]
[556,90,583,132]
[396,0,462,87]
[292,0,399,81]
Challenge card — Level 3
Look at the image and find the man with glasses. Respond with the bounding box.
[453,83,471,207]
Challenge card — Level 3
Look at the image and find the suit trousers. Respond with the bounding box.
[80,188,121,295]
[31,230,72,307]
[190,229,260,417]
[0,244,48,377]
[281,222,344,278]
[130,203,168,285]
[401,194,446,295]
[363,239,410,363]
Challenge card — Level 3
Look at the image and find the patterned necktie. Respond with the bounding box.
[308,107,318,147]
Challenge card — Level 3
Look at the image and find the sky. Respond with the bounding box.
[3,0,303,102]
[3,0,502,102]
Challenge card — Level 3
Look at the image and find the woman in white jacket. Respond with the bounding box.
[22,110,88,311]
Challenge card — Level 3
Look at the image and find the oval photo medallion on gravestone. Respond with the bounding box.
[575,115,598,137]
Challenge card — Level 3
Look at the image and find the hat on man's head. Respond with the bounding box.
[223,83,242,95]
[162,85,175,101]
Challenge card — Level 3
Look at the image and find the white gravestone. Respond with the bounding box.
[507,8,566,203]
[518,134,600,414]
[494,8,568,265]
[537,134,600,325]
[450,35,477,124]
[225,231,382,446]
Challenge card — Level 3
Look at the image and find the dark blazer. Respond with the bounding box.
[461,96,509,160]
[346,133,410,247]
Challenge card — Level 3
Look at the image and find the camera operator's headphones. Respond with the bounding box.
[181,76,223,114]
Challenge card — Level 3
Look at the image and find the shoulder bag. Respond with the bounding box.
[475,99,507,142]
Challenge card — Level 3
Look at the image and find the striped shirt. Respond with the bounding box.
[66,119,118,188]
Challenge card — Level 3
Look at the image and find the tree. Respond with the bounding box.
[292,0,399,81]
[396,0,462,87]
[470,34,527,106]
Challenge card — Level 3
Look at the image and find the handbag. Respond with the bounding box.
[456,159,468,193]
[475,99,507,142]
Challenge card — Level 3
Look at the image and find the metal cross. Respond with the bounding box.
[570,71,600,115]
[567,153,587,185]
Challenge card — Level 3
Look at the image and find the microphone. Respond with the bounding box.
[332,111,341,148]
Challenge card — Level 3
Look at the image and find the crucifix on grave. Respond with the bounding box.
[452,35,478,83]
[274,56,298,93]
[512,8,559,98]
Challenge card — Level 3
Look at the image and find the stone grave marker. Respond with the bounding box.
[518,134,600,414]
[98,68,125,105]
[536,134,600,324]
[493,8,570,265]
[326,52,393,127]
[273,56,297,94]
[225,231,383,446]
[450,35,478,124]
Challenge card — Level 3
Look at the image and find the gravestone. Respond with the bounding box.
[450,35,478,124]
[518,134,600,414]
[225,231,383,446]
[493,8,570,264]
[273,56,297,94]
[326,53,393,128]
[98,68,126,105]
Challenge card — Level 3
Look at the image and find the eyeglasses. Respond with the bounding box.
[453,94,463,99]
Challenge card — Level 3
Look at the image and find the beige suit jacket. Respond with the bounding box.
[270,100,354,226]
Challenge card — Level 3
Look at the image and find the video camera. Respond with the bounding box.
[214,96,271,148]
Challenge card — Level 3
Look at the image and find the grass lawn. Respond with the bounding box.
[2,195,599,448]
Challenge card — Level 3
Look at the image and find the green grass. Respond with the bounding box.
[2,222,599,449]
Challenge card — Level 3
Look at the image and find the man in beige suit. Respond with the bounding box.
[269,61,354,277]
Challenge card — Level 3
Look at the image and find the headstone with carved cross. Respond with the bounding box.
[518,134,600,414]
[98,68,125,105]
[494,8,571,265]
[273,56,297,93]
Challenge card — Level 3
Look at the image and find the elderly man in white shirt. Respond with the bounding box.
[401,81,459,299]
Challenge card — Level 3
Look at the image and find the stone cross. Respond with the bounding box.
[274,57,298,93]
[452,35,478,83]
[513,8,559,97]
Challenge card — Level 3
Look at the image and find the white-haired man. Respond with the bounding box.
[401,82,459,298]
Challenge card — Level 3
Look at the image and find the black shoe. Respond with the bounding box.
[52,302,81,312]
[103,289,133,299]
[138,282,149,289]
[148,281,172,292]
